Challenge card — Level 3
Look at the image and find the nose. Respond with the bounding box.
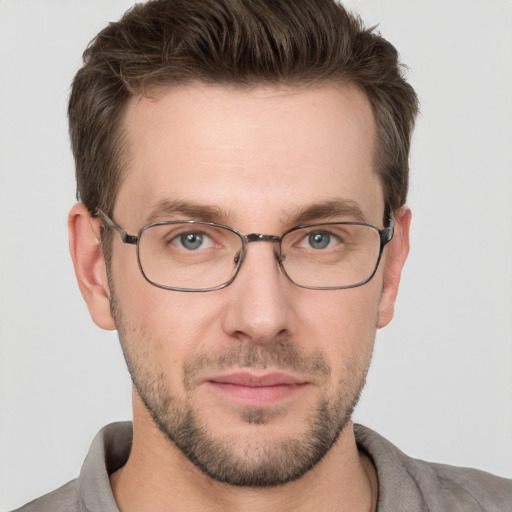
[221,240,295,344]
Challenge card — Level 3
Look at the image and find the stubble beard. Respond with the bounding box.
[109,289,373,487]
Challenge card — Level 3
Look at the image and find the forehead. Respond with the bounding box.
[116,83,383,228]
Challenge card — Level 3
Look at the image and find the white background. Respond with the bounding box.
[1,0,511,509]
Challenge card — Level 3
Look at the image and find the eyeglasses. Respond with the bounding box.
[98,211,394,292]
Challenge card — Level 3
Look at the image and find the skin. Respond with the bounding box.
[69,83,410,512]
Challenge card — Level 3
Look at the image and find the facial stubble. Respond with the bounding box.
[109,286,374,487]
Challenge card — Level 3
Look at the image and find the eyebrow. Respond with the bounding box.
[145,199,228,224]
[144,198,367,227]
[285,199,367,225]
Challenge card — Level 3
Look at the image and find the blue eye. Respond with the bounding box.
[175,232,212,250]
[307,231,332,250]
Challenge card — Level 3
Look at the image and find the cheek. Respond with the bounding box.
[112,264,227,376]
[297,283,381,368]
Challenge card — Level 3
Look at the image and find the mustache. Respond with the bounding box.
[183,338,331,388]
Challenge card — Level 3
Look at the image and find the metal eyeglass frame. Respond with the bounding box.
[97,210,394,292]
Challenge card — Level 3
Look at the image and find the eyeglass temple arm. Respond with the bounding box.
[380,218,394,246]
[96,210,138,245]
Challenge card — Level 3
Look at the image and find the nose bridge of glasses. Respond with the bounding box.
[239,233,282,264]
[244,233,281,244]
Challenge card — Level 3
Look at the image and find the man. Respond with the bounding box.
[12,0,512,510]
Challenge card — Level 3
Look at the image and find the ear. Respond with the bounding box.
[68,203,116,330]
[377,206,411,329]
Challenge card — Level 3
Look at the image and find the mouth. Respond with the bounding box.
[204,371,309,406]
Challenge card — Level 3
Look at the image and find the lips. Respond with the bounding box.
[205,371,309,405]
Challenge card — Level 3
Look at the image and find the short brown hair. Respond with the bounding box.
[69,0,418,222]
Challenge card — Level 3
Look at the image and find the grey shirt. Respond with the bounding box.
[14,422,512,511]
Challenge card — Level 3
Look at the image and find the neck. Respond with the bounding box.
[110,403,377,512]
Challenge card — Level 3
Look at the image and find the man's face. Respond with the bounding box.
[99,84,406,486]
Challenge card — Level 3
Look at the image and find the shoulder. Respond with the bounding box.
[11,422,131,512]
[11,480,79,512]
[425,461,512,510]
[354,424,512,512]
